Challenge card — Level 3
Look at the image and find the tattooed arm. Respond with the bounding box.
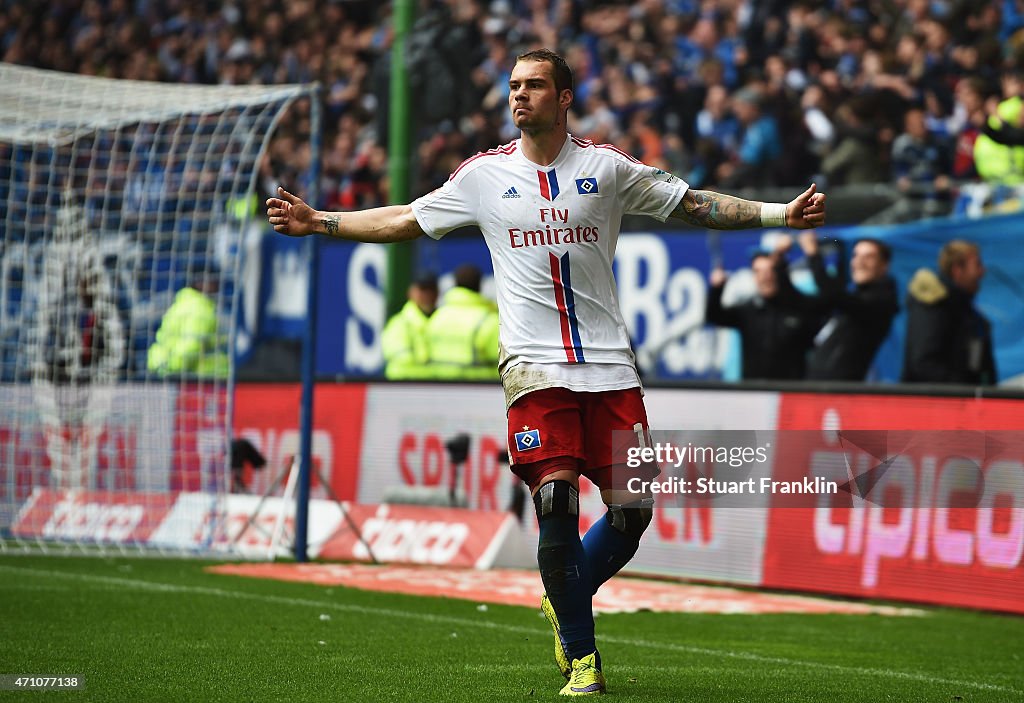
[670,189,763,229]
[265,187,424,242]
[669,184,826,230]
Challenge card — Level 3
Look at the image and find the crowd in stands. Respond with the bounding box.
[706,235,997,385]
[6,0,1024,213]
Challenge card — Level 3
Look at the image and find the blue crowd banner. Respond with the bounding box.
[828,212,1024,384]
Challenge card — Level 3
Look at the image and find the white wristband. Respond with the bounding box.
[760,202,788,228]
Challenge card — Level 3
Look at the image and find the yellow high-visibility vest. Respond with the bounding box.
[147,287,228,378]
[974,97,1024,184]
[425,287,500,381]
[381,300,434,380]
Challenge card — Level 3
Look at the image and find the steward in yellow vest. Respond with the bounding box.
[974,96,1024,184]
[425,265,500,381]
[381,275,438,379]
[147,282,228,378]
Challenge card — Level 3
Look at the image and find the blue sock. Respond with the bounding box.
[582,515,639,594]
[534,481,598,664]
[582,500,653,594]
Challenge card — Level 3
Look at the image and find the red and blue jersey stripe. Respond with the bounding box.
[549,252,585,363]
[537,168,560,201]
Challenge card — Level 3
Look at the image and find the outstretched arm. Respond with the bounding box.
[265,187,425,242]
[705,269,743,329]
[670,183,826,230]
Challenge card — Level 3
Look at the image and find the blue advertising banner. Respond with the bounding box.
[258,232,308,341]
[299,213,1024,385]
[315,238,387,376]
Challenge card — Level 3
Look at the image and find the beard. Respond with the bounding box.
[512,109,560,133]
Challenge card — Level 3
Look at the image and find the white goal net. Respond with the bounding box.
[0,63,315,555]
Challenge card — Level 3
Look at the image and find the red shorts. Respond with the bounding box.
[507,386,658,491]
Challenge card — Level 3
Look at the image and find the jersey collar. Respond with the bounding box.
[516,132,574,169]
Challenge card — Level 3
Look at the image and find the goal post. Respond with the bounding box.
[0,63,319,556]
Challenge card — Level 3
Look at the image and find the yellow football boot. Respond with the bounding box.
[559,652,605,696]
[541,594,572,680]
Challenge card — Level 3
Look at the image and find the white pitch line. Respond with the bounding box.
[0,564,1019,696]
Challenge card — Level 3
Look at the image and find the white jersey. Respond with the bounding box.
[410,134,688,405]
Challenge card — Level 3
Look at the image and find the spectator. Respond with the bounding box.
[716,87,782,188]
[804,235,900,381]
[572,91,620,144]
[980,103,1024,147]
[705,236,830,381]
[891,107,953,215]
[801,84,835,165]
[425,264,500,381]
[902,240,997,385]
[974,72,1024,183]
[695,84,739,155]
[380,273,438,381]
[147,275,228,378]
[951,77,991,180]
[923,88,957,143]
[821,98,886,185]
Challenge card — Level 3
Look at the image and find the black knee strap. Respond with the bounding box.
[533,480,579,522]
[605,497,654,539]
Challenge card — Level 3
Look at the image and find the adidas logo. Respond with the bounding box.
[502,186,521,199]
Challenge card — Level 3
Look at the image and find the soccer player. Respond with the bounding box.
[266,48,825,696]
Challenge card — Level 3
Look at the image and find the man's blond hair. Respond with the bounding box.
[938,240,979,278]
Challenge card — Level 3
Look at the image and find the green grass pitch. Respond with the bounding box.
[0,554,1021,702]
